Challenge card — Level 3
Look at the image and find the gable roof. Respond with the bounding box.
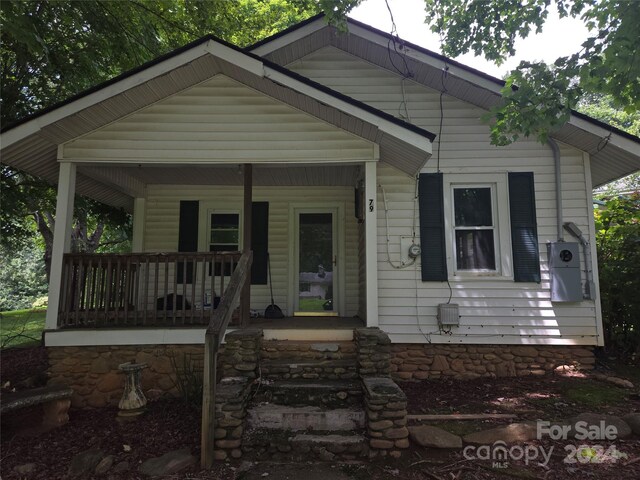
[0,30,435,210]
[249,14,640,188]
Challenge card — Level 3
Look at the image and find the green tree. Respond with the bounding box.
[323,0,639,145]
[0,240,48,311]
[1,0,320,282]
[1,0,320,126]
[594,194,640,362]
[423,0,640,145]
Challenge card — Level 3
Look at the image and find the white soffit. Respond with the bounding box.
[254,18,640,187]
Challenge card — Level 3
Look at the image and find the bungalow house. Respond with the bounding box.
[2,14,639,414]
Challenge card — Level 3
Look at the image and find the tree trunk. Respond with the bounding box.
[33,209,106,283]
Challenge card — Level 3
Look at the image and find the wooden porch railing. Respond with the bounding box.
[57,251,242,328]
[200,250,252,469]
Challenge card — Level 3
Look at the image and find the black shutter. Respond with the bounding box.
[508,172,541,283]
[251,202,269,285]
[418,173,448,281]
[177,200,199,283]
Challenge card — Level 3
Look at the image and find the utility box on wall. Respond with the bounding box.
[547,242,582,302]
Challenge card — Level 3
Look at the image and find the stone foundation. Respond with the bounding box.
[48,345,205,408]
[390,344,596,381]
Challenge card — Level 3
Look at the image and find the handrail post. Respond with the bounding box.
[200,251,252,468]
[240,164,252,328]
[200,330,218,469]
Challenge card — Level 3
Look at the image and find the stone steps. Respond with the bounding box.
[242,429,368,461]
[260,358,358,380]
[260,341,358,381]
[254,379,362,407]
[246,404,366,431]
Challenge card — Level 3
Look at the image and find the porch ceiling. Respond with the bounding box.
[79,164,361,188]
[1,34,434,211]
[254,19,640,188]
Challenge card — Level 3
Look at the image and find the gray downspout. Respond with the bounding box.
[548,138,564,241]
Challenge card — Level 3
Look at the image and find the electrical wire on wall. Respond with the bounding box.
[383,0,413,124]
[379,183,416,270]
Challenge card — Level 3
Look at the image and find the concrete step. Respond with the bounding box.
[261,358,358,380]
[291,433,368,456]
[242,430,369,461]
[254,379,362,407]
[247,404,365,431]
[261,341,357,361]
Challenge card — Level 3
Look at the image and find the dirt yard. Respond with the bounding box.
[1,346,639,479]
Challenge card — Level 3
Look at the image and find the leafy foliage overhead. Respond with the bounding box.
[0,0,321,280]
[423,0,640,145]
[0,0,321,127]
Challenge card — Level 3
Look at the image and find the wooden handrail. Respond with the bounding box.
[201,250,252,469]
[57,251,241,328]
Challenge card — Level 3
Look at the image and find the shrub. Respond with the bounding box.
[595,193,640,363]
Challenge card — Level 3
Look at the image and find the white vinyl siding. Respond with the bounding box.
[288,47,599,345]
[62,75,374,164]
[143,185,360,318]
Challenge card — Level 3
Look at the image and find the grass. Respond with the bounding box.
[298,298,331,312]
[561,381,627,408]
[0,309,46,349]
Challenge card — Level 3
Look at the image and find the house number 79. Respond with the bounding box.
[369,199,374,212]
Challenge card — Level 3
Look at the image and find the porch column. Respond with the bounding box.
[45,161,77,330]
[364,159,379,326]
[240,164,252,327]
[131,197,146,252]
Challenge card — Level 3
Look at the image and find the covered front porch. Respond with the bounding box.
[45,161,378,341]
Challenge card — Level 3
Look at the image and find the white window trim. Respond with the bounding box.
[443,174,513,280]
[198,208,243,252]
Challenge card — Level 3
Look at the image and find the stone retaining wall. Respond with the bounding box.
[213,377,253,460]
[362,377,409,457]
[220,329,263,379]
[48,345,205,408]
[355,328,391,377]
[390,344,596,381]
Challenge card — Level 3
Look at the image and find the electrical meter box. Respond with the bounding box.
[547,242,582,302]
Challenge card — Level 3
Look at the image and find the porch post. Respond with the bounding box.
[131,197,146,252]
[364,158,379,326]
[45,161,77,330]
[240,164,252,327]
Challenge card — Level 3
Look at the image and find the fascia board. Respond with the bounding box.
[250,18,327,56]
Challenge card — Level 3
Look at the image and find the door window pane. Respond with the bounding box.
[298,213,333,312]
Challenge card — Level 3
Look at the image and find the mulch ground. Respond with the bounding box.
[1,347,639,479]
[402,373,640,419]
[1,345,48,389]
